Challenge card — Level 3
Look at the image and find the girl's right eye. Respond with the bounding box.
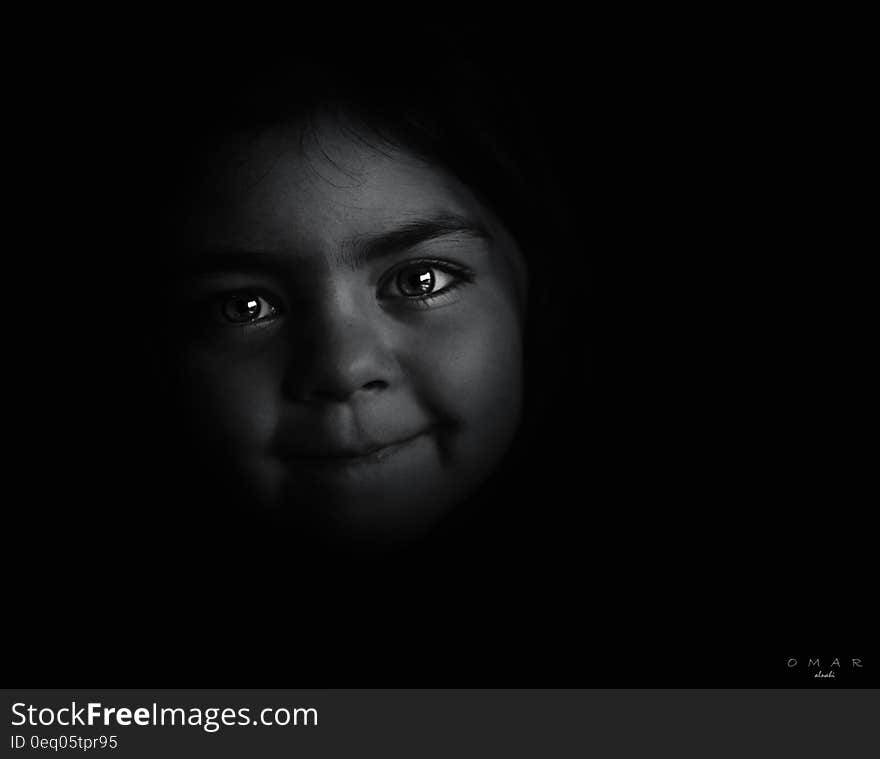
[215,291,281,325]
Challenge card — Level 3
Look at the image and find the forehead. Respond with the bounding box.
[178,117,493,253]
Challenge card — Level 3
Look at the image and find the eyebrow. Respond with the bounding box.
[174,212,491,279]
[343,213,491,269]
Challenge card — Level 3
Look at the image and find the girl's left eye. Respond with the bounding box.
[379,261,469,301]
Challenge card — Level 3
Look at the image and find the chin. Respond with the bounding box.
[273,485,463,551]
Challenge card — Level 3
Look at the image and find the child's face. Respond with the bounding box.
[169,117,527,543]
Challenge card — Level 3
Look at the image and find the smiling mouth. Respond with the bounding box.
[280,431,428,468]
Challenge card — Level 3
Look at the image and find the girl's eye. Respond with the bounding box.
[217,292,280,324]
[380,261,471,302]
[398,266,438,296]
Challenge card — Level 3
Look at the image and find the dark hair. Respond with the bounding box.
[139,47,569,311]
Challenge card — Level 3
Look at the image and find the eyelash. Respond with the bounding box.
[207,289,283,330]
[378,258,475,307]
[201,258,475,331]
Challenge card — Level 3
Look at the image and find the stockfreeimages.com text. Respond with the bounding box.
[11,702,318,733]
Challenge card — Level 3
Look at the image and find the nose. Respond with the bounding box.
[282,289,397,404]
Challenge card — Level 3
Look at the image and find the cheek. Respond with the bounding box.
[406,296,524,438]
[176,348,283,457]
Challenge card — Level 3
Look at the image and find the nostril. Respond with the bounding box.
[362,380,388,392]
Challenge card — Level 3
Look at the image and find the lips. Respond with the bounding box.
[277,429,429,467]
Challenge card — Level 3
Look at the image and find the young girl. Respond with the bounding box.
[132,43,578,555]
[15,27,596,684]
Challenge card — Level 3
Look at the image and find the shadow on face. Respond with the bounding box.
[160,114,528,549]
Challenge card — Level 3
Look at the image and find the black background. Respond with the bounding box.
[7,12,874,687]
